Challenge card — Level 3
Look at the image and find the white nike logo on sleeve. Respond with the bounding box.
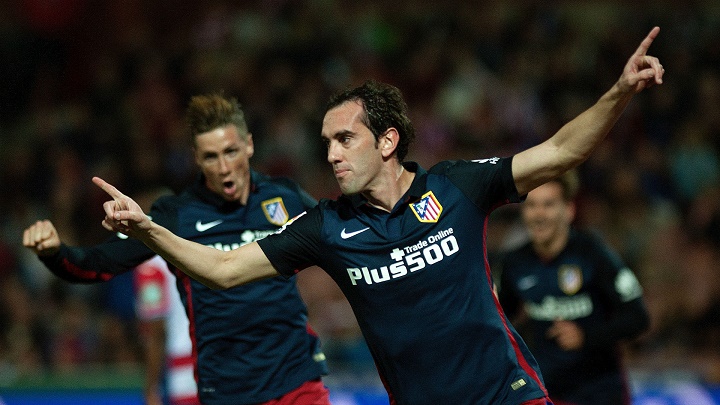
[196,219,223,232]
[340,227,370,239]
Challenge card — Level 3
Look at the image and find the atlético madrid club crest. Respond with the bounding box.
[558,265,583,295]
[262,197,289,226]
[410,191,443,223]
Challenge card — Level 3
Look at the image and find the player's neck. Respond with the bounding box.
[533,228,570,261]
[363,164,414,212]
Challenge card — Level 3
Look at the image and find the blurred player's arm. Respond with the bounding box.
[582,267,650,349]
[558,235,650,351]
[93,177,279,289]
[139,317,166,405]
[546,320,585,351]
[549,288,649,351]
[134,257,175,405]
[22,190,176,283]
[23,219,156,283]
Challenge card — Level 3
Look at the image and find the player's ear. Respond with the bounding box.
[192,146,201,166]
[380,128,399,159]
[567,201,577,223]
[245,133,255,158]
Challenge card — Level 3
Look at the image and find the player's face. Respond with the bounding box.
[194,124,254,203]
[322,101,383,195]
[521,182,574,247]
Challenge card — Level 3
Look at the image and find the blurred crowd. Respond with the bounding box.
[1,0,720,388]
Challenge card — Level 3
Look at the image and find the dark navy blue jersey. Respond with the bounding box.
[258,158,548,405]
[40,171,328,405]
[498,229,650,404]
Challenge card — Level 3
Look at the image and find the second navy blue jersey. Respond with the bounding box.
[498,229,650,404]
[259,158,548,405]
[41,171,327,405]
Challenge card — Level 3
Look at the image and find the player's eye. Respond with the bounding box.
[203,154,218,163]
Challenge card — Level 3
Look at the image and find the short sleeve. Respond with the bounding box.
[431,156,521,212]
[256,206,324,278]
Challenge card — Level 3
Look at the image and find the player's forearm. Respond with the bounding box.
[40,243,142,283]
[139,222,277,289]
[584,299,650,348]
[139,222,236,289]
[550,82,634,165]
[513,82,635,196]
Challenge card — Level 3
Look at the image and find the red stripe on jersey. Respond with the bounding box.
[482,216,548,397]
[306,323,319,337]
[62,258,113,281]
[373,358,398,405]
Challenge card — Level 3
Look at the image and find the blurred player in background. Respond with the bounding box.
[130,186,199,405]
[91,27,664,405]
[498,170,650,405]
[134,255,198,405]
[23,94,330,405]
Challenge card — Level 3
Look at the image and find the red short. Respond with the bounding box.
[260,379,330,405]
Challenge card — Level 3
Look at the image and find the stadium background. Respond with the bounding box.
[1,0,720,403]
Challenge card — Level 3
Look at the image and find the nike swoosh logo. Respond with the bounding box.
[196,219,223,232]
[340,227,370,239]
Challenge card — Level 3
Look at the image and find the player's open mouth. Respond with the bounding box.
[223,181,236,195]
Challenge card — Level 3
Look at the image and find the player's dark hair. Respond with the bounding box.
[326,80,415,162]
[186,93,249,141]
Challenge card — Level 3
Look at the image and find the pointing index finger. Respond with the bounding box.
[634,26,660,57]
[92,176,125,199]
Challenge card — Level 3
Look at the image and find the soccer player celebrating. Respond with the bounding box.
[92,27,664,405]
[23,94,330,405]
[498,170,650,405]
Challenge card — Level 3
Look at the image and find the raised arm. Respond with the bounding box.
[92,177,279,289]
[512,26,664,197]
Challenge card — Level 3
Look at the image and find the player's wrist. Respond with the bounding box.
[37,244,61,257]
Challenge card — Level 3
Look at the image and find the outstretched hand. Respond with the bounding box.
[92,176,152,238]
[618,26,664,94]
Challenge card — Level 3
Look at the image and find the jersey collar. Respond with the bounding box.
[402,161,428,203]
